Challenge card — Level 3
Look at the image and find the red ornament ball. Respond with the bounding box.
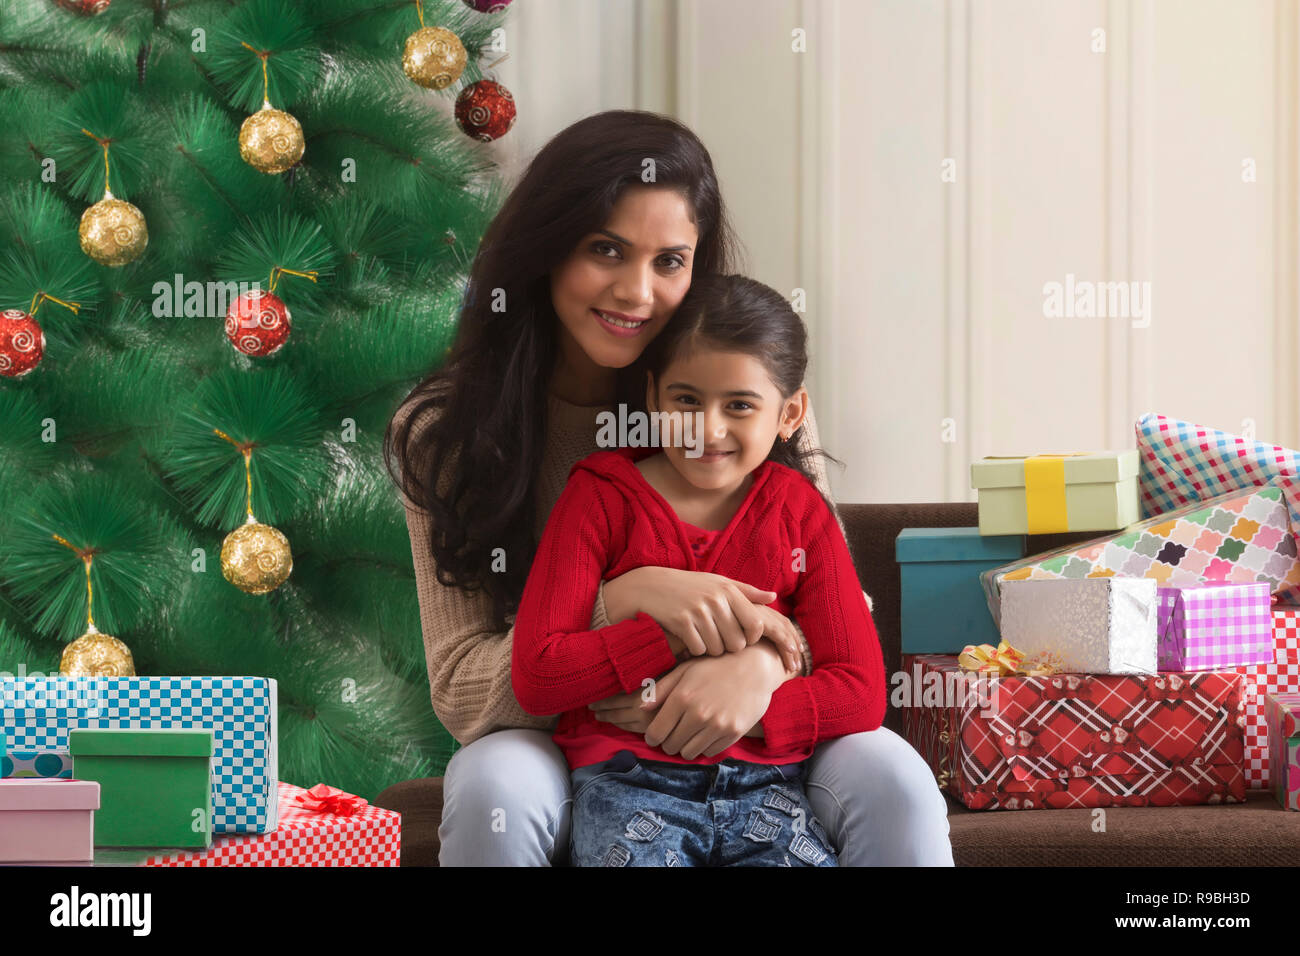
[224,290,291,357]
[0,309,45,378]
[54,0,111,13]
[462,0,512,11]
[455,79,516,142]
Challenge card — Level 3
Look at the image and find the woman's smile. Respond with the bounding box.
[592,308,651,337]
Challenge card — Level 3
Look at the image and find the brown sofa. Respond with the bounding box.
[377,502,1300,865]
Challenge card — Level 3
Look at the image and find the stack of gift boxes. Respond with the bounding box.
[0,676,399,865]
[898,414,1300,811]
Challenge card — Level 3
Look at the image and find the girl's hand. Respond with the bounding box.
[603,566,781,659]
[587,641,791,759]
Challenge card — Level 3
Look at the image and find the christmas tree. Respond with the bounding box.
[0,0,516,798]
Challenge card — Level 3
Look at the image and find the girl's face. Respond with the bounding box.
[646,348,808,495]
[550,185,699,373]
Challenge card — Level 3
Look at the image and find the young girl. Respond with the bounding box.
[511,273,887,866]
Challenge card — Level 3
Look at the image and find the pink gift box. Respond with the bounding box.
[0,778,100,863]
[1157,582,1273,671]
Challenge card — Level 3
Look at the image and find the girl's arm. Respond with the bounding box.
[510,469,680,716]
[755,484,887,751]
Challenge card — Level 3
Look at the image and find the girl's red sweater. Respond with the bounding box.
[511,445,887,771]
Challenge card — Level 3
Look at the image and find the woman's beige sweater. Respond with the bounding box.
[397,390,861,746]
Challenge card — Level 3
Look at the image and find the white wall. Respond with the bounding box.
[493,0,1299,504]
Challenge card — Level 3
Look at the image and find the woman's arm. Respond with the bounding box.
[398,402,631,746]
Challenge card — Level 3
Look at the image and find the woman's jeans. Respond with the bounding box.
[439,727,954,866]
[569,750,836,867]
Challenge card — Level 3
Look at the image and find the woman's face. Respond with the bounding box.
[550,185,699,372]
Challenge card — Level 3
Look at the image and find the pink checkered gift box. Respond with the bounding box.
[1157,582,1273,672]
[139,782,400,867]
[1237,607,1300,788]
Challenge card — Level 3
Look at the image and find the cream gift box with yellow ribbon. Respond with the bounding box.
[970,450,1140,535]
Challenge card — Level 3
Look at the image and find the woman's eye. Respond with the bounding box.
[730,402,753,411]
[592,241,620,258]
[658,256,685,272]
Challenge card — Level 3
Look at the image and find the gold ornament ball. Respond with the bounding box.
[221,520,293,594]
[79,197,148,267]
[402,26,467,90]
[60,628,136,677]
[239,107,306,175]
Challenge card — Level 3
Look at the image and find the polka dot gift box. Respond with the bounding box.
[1,748,73,779]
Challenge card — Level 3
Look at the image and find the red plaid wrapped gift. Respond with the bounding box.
[900,654,1246,810]
[139,782,400,866]
[1236,606,1300,788]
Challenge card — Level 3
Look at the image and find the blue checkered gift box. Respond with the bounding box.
[0,677,278,834]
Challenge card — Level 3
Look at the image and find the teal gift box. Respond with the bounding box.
[896,528,1025,653]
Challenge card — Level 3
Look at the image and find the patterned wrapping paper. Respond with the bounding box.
[1,750,73,779]
[1238,608,1300,788]
[138,782,400,867]
[1000,578,1157,674]
[1136,414,1300,531]
[0,677,278,834]
[1157,583,1273,672]
[899,654,1246,810]
[1264,693,1300,810]
[981,481,1300,628]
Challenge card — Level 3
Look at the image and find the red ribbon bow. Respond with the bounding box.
[293,783,368,817]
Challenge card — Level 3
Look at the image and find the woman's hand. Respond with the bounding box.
[603,566,799,670]
[588,640,793,759]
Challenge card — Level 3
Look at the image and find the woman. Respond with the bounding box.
[386,110,952,866]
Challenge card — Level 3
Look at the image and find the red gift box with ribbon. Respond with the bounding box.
[137,781,400,866]
[900,654,1247,810]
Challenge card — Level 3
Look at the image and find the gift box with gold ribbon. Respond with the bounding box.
[970,451,1139,536]
[899,653,1246,810]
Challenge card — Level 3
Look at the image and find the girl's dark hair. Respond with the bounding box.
[637,273,842,511]
[385,110,738,631]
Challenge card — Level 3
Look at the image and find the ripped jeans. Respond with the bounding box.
[569,750,837,867]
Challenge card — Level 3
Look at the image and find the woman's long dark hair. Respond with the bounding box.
[639,274,842,513]
[386,110,738,631]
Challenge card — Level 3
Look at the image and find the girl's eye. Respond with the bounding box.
[658,255,686,272]
[730,401,753,411]
[592,241,620,258]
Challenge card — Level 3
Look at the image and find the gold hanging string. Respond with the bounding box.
[240,41,273,109]
[213,428,256,520]
[29,292,81,317]
[51,534,98,633]
[415,0,425,28]
[80,128,113,198]
[267,266,318,294]
[485,54,510,71]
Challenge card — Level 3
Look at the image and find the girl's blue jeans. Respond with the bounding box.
[569,750,836,867]
[438,726,954,866]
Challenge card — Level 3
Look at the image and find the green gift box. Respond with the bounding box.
[970,450,1139,535]
[68,728,214,849]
